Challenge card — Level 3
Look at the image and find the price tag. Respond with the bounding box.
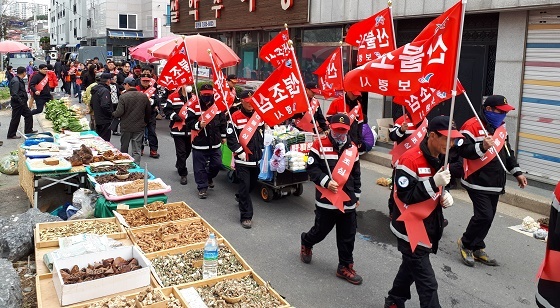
[180,287,208,308]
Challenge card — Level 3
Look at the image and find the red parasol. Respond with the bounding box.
[0,40,31,53]
[129,35,179,62]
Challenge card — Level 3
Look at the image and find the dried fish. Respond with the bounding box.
[39,221,121,241]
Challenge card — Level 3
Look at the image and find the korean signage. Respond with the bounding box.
[195,20,216,29]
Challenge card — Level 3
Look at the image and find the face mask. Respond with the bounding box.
[484,110,506,128]
[200,95,213,105]
[331,131,347,145]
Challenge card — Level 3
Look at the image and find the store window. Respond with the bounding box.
[119,14,137,30]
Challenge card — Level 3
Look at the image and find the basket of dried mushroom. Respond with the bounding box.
[146,239,252,288]
[174,271,290,307]
[116,201,199,228]
[35,217,127,248]
[128,219,223,254]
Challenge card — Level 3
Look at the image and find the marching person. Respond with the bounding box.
[326,90,365,149]
[186,84,227,199]
[292,83,328,133]
[226,74,241,114]
[90,73,113,141]
[384,116,461,308]
[163,85,197,185]
[300,113,362,285]
[457,95,527,267]
[112,77,151,163]
[227,90,265,229]
[7,66,36,139]
[29,64,52,115]
[136,71,160,158]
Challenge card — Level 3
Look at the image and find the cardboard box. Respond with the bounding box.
[376,118,394,143]
[52,245,151,306]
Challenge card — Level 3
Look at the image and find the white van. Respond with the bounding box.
[7,52,34,70]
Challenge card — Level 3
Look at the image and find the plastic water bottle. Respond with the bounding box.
[202,233,219,279]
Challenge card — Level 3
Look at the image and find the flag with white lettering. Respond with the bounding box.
[343,1,464,97]
[248,60,308,126]
[345,7,396,66]
[313,48,343,98]
[157,42,194,90]
[259,30,291,68]
[210,57,232,112]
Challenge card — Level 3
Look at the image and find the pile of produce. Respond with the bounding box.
[67,144,94,166]
[39,220,122,241]
[44,99,88,132]
[119,202,197,227]
[59,257,141,284]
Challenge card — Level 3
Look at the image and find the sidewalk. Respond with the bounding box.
[362,143,554,216]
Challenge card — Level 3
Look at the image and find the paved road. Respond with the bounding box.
[121,122,545,308]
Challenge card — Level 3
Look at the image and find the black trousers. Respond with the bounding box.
[192,148,221,191]
[461,190,500,251]
[96,123,112,142]
[7,101,33,137]
[236,164,259,221]
[146,118,158,151]
[30,96,50,115]
[302,206,357,267]
[172,134,192,176]
[388,239,440,308]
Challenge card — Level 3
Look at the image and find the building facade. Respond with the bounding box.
[49,0,172,61]
[5,2,48,20]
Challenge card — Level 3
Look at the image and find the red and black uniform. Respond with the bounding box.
[227,107,265,222]
[388,139,444,308]
[136,84,159,153]
[301,134,361,267]
[326,95,364,146]
[163,89,194,177]
[457,115,522,251]
[536,182,560,307]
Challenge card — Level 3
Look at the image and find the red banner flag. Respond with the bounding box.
[259,29,291,68]
[390,118,428,165]
[248,60,309,127]
[313,48,344,98]
[344,1,464,97]
[210,59,232,112]
[345,7,396,65]
[158,43,194,90]
[463,125,507,178]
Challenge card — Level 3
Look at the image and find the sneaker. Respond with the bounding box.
[241,219,252,229]
[300,245,312,264]
[473,249,498,266]
[457,239,475,267]
[336,264,363,285]
[208,179,214,188]
[180,176,188,185]
[149,150,160,158]
[198,189,207,199]
[384,297,398,308]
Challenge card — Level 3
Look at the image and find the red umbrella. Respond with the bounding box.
[129,35,178,62]
[0,40,31,53]
[148,34,240,67]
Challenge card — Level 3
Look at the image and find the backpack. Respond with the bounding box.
[362,124,375,152]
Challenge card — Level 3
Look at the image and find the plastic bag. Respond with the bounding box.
[258,144,273,181]
[0,151,19,175]
[68,188,98,220]
[270,143,286,173]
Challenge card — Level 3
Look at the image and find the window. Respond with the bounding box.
[165,5,171,26]
[119,14,137,29]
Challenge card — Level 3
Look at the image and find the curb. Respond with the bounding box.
[362,150,551,216]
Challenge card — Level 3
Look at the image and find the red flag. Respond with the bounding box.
[345,7,396,65]
[210,58,232,112]
[259,30,291,68]
[393,80,465,124]
[158,42,194,90]
[248,60,308,126]
[313,48,343,98]
[344,1,464,97]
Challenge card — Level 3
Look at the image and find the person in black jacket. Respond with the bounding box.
[291,82,328,133]
[7,66,35,139]
[90,73,114,141]
[227,90,265,229]
[29,64,52,115]
[186,83,227,199]
[5,66,13,83]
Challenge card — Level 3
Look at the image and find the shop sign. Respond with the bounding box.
[170,0,180,23]
[195,20,216,29]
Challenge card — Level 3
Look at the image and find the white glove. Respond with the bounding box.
[237,152,247,161]
[440,190,454,208]
[186,85,193,93]
[433,169,451,187]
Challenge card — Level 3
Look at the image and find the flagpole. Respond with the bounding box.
[462,91,510,173]
[388,0,405,117]
[287,39,333,179]
[443,0,466,167]
[208,50,240,143]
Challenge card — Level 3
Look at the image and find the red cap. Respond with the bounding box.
[330,113,351,131]
[350,91,361,96]
[200,89,214,95]
[484,95,515,112]
[428,116,463,138]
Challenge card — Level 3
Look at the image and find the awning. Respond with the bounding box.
[108,30,144,39]
[60,43,67,48]
[66,44,80,48]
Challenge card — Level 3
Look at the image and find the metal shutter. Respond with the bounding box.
[518,10,560,183]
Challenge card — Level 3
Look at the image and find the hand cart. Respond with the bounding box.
[258,169,308,202]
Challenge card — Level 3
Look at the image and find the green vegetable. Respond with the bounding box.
[44,100,85,132]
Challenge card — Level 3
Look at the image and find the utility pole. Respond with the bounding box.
[33,0,38,55]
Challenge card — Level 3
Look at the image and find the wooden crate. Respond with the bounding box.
[128,217,224,254]
[146,238,253,288]
[36,274,177,308]
[18,148,35,206]
[173,270,291,308]
[116,201,201,229]
[35,217,127,248]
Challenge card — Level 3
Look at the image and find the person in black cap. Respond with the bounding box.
[187,83,227,199]
[326,89,365,148]
[29,64,52,115]
[384,115,461,308]
[226,74,240,114]
[227,90,265,229]
[456,95,527,267]
[292,82,328,133]
[300,113,363,285]
[90,73,114,141]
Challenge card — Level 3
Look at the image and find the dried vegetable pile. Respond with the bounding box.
[85,286,182,308]
[94,172,146,184]
[196,276,282,307]
[90,164,136,173]
[133,221,210,253]
[39,220,122,241]
[120,202,197,227]
[152,244,245,287]
[115,179,165,196]
[59,257,141,284]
